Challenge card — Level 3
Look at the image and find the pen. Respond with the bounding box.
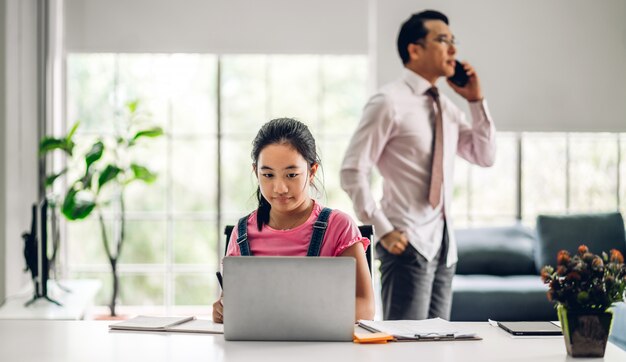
[216,271,223,290]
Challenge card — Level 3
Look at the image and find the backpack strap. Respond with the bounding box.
[236,214,253,256]
[307,207,333,257]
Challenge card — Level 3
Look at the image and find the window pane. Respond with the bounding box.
[172,138,216,212]
[117,54,170,130]
[568,134,618,213]
[113,54,170,130]
[221,55,268,134]
[220,138,258,215]
[69,271,166,310]
[267,56,320,127]
[319,55,368,135]
[66,54,116,133]
[522,133,567,224]
[119,220,166,264]
[318,139,357,218]
[451,158,470,228]
[467,133,517,225]
[169,54,217,135]
[125,137,168,212]
[174,220,217,264]
[175,273,216,305]
[66,218,108,265]
[119,273,165,305]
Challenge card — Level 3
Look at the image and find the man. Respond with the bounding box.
[340,10,496,320]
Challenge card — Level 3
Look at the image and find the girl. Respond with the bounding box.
[212,118,375,323]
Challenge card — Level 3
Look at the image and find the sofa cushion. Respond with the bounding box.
[451,275,556,321]
[455,225,537,276]
[535,212,626,270]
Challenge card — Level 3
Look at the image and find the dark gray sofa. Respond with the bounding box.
[450,224,555,321]
[450,212,626,322]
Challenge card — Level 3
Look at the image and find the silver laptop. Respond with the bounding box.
[223,256,355,341]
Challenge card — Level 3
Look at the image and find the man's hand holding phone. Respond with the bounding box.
[447,60,483,102]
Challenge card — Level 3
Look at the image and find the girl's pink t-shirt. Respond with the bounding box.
[226,201,369,257]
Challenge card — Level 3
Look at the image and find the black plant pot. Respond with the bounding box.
[557,305,613,358]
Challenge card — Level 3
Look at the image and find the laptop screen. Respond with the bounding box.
[223,256,356,341]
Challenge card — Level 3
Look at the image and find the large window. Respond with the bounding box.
[65,54,368,311]
[65,53,626,310]
[452,132,626,227]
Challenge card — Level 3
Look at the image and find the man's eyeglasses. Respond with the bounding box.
[432,36,457,47]
[415,36,458,48]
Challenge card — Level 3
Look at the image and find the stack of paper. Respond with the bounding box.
[358,318,480,341]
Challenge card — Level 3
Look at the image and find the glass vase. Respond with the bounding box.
[557,304,613,358]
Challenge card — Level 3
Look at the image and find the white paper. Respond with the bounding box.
[358,318,478,340]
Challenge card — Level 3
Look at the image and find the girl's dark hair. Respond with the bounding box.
[251,118,321,230]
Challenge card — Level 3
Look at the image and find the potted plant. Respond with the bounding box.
[39,100,163,317]
[541,245,626,357]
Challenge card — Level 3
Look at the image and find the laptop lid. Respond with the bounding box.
[223,256,356,341]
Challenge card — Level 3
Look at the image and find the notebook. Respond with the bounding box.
[222,256,356,341]
[109,315,224,334]
[497,321,562,336]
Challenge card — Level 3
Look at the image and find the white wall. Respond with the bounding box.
[374,0,626,132]
[1,0,7,303]
[1,0,39,299]
[65,0,368,54]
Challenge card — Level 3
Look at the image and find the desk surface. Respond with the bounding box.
[0,320,624,362]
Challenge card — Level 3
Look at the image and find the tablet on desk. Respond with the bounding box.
[497,321,562,336]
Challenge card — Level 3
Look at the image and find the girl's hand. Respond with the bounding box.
[212,297,224,323]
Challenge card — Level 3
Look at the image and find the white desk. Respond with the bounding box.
[0,320,624,362]
[0,279,101,320]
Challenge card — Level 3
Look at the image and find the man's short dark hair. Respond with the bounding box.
[397,10,449,65]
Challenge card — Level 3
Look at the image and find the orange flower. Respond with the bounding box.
[610,249,624,264]
[540,268,551,283]
[557,250,570,265]
[545,245,625,311]
[591,256,604,269]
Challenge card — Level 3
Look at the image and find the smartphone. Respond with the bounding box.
[448,60,469,87]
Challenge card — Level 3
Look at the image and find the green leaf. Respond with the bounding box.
[132,127,164,141]
[66,121,80,141]
[127,100,139,114]
[39,137,66,155]
[62,187,96,220]
[131,164,157,183]
[45,169,67,187]
[81,168,95,190]
[64,121,80,156]
[64,139,75,156]
[85,141,104,169]
[98,164,121,190]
